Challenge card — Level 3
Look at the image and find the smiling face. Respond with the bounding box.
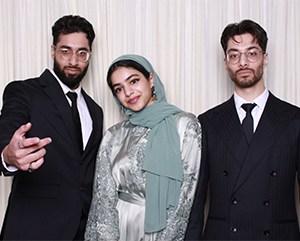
[111,67,155,112]
[224,33,268,91]
[51,32,91,89]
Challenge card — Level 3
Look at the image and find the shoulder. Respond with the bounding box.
[266,93,300,123]
[175,112,198,125]
[3,70,51,95]
[106,119,133,136]
[268,92,300,111]
[198,97,233,120]
[4,77,39,90]
[174,112,201,134]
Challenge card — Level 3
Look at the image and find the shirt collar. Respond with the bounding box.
[49,68,82,100]
[234,87,269,111]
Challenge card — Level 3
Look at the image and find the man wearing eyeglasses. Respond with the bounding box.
[185,19,300,240]
[0,15,103,240]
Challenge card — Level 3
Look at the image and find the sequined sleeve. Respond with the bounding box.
[85,129,120,241]
[156,112,202,240]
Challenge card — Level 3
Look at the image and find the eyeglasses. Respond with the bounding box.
[54,45,91,63]
[226,48,264,65]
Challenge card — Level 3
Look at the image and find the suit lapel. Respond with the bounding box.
[39,70,81,153]
[232,93,298,193]
[208,96,249,167]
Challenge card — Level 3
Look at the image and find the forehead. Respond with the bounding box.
[111,67,141,83]
[227,33,260,51]
[57,32,89,49]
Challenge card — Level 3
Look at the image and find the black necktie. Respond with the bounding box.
[67,92,83,152]
[241,103,256,145]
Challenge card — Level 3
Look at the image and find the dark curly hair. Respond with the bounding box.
[220,19,268,55]
[52,15,95,50]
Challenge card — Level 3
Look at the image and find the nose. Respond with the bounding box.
[69,52,79,65]
[238,53,249,68]
[124,85,134,97]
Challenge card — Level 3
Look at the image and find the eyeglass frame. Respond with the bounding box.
[53,45,92,63]
[225,48,265,65]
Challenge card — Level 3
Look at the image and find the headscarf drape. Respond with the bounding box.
[109,54,183,232]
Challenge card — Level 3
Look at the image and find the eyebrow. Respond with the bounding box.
[227,46,259,53]
[58,45,89,51]
[112,74,140,89]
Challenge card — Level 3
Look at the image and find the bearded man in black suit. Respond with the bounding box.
[0,15,103,240]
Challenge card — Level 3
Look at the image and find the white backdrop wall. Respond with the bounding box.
[0,0,299,229]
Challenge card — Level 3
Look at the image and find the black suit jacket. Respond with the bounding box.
[185,92,300,240]
[0,69,103,240]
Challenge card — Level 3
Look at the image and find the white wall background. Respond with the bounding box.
[0,0,299,229]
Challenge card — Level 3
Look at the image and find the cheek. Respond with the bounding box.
[116,93,125,105]
[143,84,152,98]
[79,62,89,70]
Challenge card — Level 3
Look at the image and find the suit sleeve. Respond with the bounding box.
[0,81,31,176]
[184,114,209,240]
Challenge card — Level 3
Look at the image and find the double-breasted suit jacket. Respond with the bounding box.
[0,69,103,240]
[185,92,300,240]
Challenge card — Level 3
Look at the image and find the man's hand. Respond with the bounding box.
[3,123,52,172]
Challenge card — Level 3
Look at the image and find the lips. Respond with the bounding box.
[237,69,253,77]
[128,96,139,105]
[65,67,80,75]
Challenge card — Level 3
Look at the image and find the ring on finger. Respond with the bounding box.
[28,163,35,173]
[18,140,24,149]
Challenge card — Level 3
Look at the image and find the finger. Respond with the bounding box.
[20,137,51,150]
[12,138,51,169]
[14,122,32,140]
[28,158,44,172]
[19,148,47,171]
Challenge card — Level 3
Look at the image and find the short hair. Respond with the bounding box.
[220,19,268,55]
[107,60,150,95]
[52,15,95,50]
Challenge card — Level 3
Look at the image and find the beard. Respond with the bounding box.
[53,57,89,89]
[228,64,264,88]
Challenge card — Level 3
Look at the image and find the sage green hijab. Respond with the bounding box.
[109,54,183,233]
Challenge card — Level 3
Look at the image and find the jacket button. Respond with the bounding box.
[223,170,228,176]
[263,200,269,206]
[270,170,277,177]
[80,186,84,191]
[264,230,270,236]
[231,227,237,233]
[231,198,238,205]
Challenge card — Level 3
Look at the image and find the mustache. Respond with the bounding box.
[64,66,81,71]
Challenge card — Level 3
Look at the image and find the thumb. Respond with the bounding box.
[16,122,32,139]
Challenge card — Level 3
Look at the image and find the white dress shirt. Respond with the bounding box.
[50,68,93,150]
[234,88,269,132]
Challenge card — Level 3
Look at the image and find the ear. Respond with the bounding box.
[263,53,268,68]
[224,57,229,72]
[149,73,154,86]
[51,45,55,60]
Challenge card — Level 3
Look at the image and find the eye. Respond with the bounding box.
[77,50,88,56]
[130,78,139,84]
[229,53,239,59]
[247,50,257,57]
[114,87,123,94]
[60,48,71,54]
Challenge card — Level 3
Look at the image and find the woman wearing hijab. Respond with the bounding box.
[85,54,201,241]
